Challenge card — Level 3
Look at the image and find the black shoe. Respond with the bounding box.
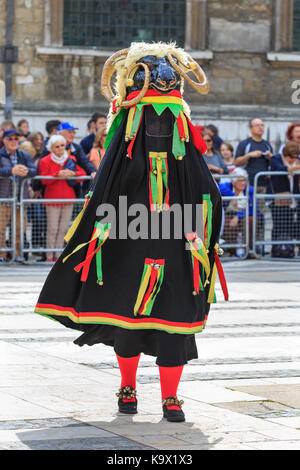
[116,386,138,414]
[162,396,185,422]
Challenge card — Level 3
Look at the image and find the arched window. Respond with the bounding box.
[294,0,300,50]
[63,0,186,49]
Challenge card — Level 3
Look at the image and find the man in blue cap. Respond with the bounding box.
[57,122,97,195]
[0,129,37,262]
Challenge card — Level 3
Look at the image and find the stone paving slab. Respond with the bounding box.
[0,261,300,450]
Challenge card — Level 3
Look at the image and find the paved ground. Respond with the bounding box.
[0,259,300,450]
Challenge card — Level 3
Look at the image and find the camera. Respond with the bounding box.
[261,151,268,158]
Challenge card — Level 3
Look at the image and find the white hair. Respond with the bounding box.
[47,134,66,152]
[231,167,248,180]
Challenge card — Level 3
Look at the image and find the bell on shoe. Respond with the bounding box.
[162,396,185,422]
[116,385,138,414]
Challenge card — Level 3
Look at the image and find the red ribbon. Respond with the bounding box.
[214,251,229,301]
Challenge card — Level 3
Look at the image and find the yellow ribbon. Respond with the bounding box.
[133,264,152,315]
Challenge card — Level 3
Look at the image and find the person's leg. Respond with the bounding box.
[0,205,12,259]
[15,207,27,258]
[46,206,59,260]
[159,365,184,410]
[116,354,141,402]
[54,204,73,259]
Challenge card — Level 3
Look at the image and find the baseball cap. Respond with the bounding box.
[57,122,78,131]
[3,129,19,139]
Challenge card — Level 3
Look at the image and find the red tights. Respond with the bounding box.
[116,354,183,409]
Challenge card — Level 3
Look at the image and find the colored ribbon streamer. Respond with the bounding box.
[187,233,211,293]
[134,259,165,316]
[149,152,169,212]
[64,191,93,243]
[73,223,111,283]
[208,244,229,303]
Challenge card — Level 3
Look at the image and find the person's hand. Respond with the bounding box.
[58,169,76,178]
[12,164,28,176]
[265,150,273,159]
[207,164,223,174]
[248,150,263,158]
[34,190,42,199]
[91,172,96,179]
[229,215,239,228]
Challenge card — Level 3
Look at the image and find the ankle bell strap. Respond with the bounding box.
[162,396,184,407]
[116,385,137,400]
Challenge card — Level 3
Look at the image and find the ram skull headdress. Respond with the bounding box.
[101,42,210,120]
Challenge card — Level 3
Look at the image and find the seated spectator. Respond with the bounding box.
[80,113,107,156]
[17,119,30,138]
[0,129,37,262]
[202,132,229,176]
[27,132,45,163]
[38,135,86,262]
[218,168,259,256]
[89,127,107,170]
[269,142,300,258]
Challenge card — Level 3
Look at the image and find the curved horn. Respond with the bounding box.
[119,62,150,108]
[167,54,210,95]
[100,48,130,103]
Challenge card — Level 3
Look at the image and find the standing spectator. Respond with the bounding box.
[269,142,300,258]
[0,120,16,149]
[19,140,46,256]
[86,119,95,135]
[41,120,62,157]
[220,142,236,176]
[279,122,300,155]
[0,129,37,262]
[38,135,86,262]
[17,119,30,138]
[234,118,273,188]
[205,124,224,151]
[80,113,107,156]
[202,132,229,176]
[58,122,96,195]
[89,127,107,170]
[27,132,45,162]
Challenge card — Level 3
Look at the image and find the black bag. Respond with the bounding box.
[271,242,295,258]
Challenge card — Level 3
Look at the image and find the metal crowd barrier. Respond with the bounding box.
[19,176,92,263]
[253,171,300,260]
[0,177,17,263]
[213,173,250,260]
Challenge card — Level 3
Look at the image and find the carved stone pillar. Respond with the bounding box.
[274,0,294,51]
[185,0,207,50]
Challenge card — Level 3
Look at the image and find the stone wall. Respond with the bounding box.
[0,0,299,146]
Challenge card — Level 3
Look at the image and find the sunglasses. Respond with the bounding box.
[7,137,19,141]
[204,139,212,142]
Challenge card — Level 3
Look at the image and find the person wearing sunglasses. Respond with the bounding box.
[0,129,37,262]
[202,132,229,176]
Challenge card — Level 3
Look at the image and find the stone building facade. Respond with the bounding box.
[0,0,300,149]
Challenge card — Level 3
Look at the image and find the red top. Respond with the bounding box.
[38,153,86,204]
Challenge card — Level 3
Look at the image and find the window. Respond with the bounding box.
[294,0,300,50]
[63,0,186,49]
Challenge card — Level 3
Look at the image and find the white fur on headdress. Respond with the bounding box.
[106,42,191,128]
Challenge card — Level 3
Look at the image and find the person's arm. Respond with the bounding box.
[38,158,59,185]
[234,141,262,167]
[22,152,38,178]
[74,144,96,175]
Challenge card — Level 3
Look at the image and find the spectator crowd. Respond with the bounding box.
[0,113,299,263]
